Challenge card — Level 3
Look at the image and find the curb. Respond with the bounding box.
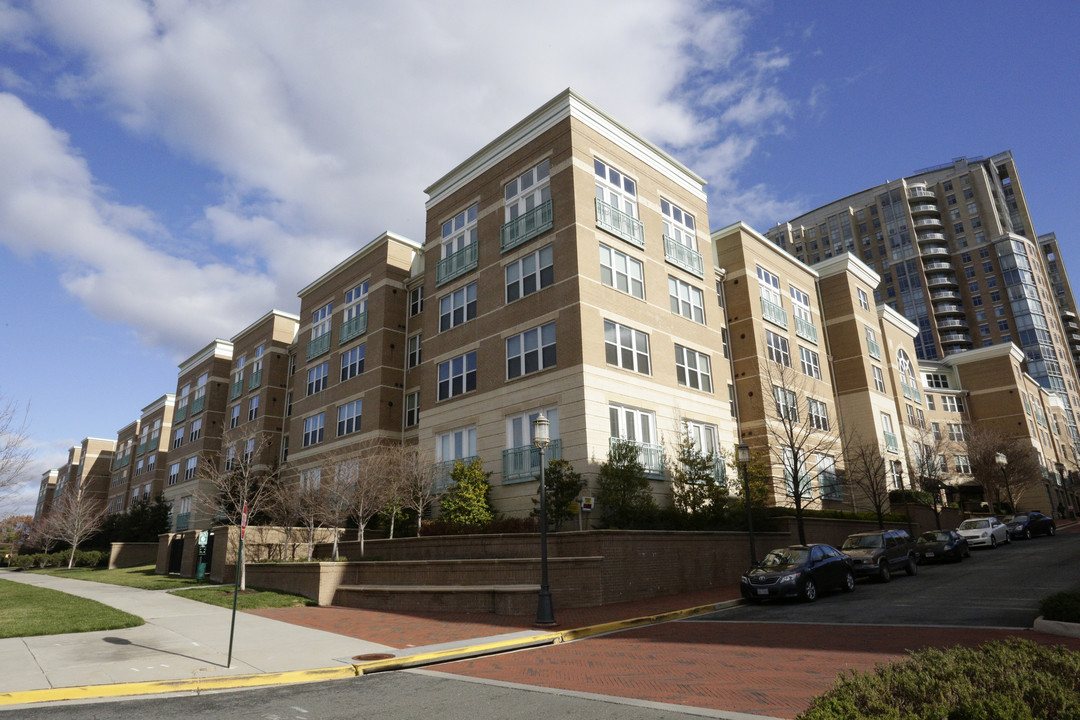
[0,597,741,706]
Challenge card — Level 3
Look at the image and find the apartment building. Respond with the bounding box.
[107,420,139,513]
[133,394,175,503]
[34,469,58,520]
[1039,232,1080,378]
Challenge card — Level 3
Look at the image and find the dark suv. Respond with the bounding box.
[840,529,918,582]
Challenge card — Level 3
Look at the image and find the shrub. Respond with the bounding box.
[1041,591,1080,623]
[799,638,1080,720]
[439,459,496,529]
[888,489,934,507]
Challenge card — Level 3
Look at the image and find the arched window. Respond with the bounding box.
[897,348,916,386]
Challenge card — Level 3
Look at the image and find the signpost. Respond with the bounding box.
[226,501,248,668]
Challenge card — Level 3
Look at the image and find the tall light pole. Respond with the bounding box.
[994,452,1014,512]
[533,412,555,625]
[737,443,757,566]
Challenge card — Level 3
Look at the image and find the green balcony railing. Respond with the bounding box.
[663,235,704,278]
[339,313,368,344]
[711,458,728,488]
[432,456,481,493]
[174,404,188,422]
[307,332,331,361]
[248,369,263,390]
[190,396,205,415]
[820,474,843,501]
[500,200,553,253]
[867,338,882,360]
[610,437,664,476]
[136,442,146,456]
[760,297,789,329]
[435,240,479,287]
[174,512,190,532]
[794,316,818,344]
[883,431,899,453]
[595,198,645,249]
[502,439,562,482]
[230,380,243,400]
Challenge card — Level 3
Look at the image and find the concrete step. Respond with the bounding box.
[334,583,540,614]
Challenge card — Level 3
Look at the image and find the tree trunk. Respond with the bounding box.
[67,542,77,569]
[331,529,340,561]
[238,541,247,592]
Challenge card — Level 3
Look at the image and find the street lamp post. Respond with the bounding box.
[737,443,757,566]
[533,412,555,625]
[994,452,1014,512]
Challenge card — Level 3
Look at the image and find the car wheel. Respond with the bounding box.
[1049,525,1056,537]
[990,535,998,548]
[801,578,817,602]
[1004,532,1011,545]
[964,547,971,559]
[878,560,891,583]
[1024,529,1032,540]
[841,570,855,593]
[906,557,917,576]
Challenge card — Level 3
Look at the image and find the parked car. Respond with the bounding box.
[956,517,1010,548]
[916,530,970,563]
[840,529,918,582]
[740,544,855,602]
[1004,511,1056,540]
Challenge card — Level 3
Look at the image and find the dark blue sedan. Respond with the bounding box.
[740,544,855,602]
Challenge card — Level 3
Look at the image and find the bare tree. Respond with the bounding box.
[388,444,439,535]
[269,474,330,561]
[347,443,395,557]
[843,433,891,529]
[762,353,842,544]
[904,422,954,528]
[964,422,1042,512]
[42,482,107,568]
[0,393,32,506]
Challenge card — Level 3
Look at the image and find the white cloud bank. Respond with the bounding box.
[0,0,803,357]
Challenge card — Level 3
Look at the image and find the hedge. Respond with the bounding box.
[1041,591,1080,624]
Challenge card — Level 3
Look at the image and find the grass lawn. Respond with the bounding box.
[171,586,316,610]
[28,564,210,591]
[0,579,143,638]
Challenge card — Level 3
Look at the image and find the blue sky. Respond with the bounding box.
[2,1,1078,515]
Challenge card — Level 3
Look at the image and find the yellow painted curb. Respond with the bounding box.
[356,631,564,674]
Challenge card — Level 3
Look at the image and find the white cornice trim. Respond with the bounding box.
[712,221,820,278]
[878,304,919,337]
[298,231,420,299]
[814,252,881,288]
[178,339,233,376]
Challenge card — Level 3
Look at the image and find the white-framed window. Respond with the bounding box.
[193,373,208,404]
[765,329,791,367]
[168,462,180,485]
[337,399,362,436]
[942,395,964,412]
[816,454,840,499]
[437,351,477,401]
[865,325,880,358]
[783,446,810,498]
[505,246,554,302]
[756,266,783,307]
[925,373,950,388]
[307,362,328,395]
[437,426,476,462]
[225,445,236,471]
[927,394,936,410]
[668,277,705,323]
[232,356,246,385]
[954,455,972,474]
[251,344,264,376]
[890,460,904,489]
[135,458,144,476]
[440,283,477,331]
[407,334,421,368]
[857,287,870,311]
[897,348,917,388]
[302,414,325,447]
[177,384,190,413]
[773,385,798,421]
[184,457,198,480]
[344,280,369,321]
[675,345,712,392]
[312,302,332,340]
[609,404,656,444]
[507,407,559,450]
[189,419,202,442]
[409,286,424,316]
[505,158,550,221]
[948,423,965,441]
[790,285,813,324]
[341,344,365,381]
[808,398,829,431]
[146,453,156,471]
[683,419,719,456]
[873,365,886,393]
[300,467,321,491]
[599,244,644,299]
[248,396,259,422]
[243,438,255,465]
[405,392,420,427]
[594,158,637,218]
[799,346,821,379]
[604,320,651,374]
[506,323,556,379]
[229,405,240,429]
[661,198,696,248]
[442,203,478,258]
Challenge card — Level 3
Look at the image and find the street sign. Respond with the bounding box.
[580,496,594,512]
[197,531,208,547]
[240,501,248,539]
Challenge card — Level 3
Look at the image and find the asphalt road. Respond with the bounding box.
[703,530,1080,628]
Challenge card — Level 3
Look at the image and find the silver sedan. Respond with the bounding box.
[956,517,1011,548]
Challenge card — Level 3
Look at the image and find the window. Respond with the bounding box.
[225,445,236,471]
[927,394,936,410]
[721,327,730,359]
[857,287,870,311]
[505,159,550,222]
[808,398,830,431]
[173,427,184,449]
[337,399,362,436]
[932,422,942,442]
[312,302,332,340]
[998,319,1009,331]
[906,404,917,426]
[604,321,651,374]
[942,395,964,412]
[189,419,202,442]
[790,285,813,323]
[168,462,180,486]
[184,457,198,481]
[757,266,783,307]
[925,373,949,388]
[683,419,719,457]
[146,453,156,471]
[407,334,421,368]
[192,373,208,408]
[344,280,368,324]
[506,323,557,379]
[799,346,821,379]
[594,158,638,218]
[661,198,696,249]
[405,392,420,427]
[437,426,476,462]
[440,283,477,331]
[341,344,365,381]
[773,385,798,421]
[599,244,644,299]
[954,455,972,474]
[507,407,559,452]
[248,396,259,422]
[250,345,264,382]
[302,414,325,447]
[668,277,705,323]
[230,405,240,429]
[232,357,245,386]
[307,362,329,395]
[675,345,712,392]
[409,286,424,316]
[437,351,477,400]
[890,460,904,490]
[243,438,255,465]
[505,245,554,302]
[865,325,881,359]
[609,404,657,446]
[783,446,810,498]
[442,203,478,258]
[765,329,791,366]
[816,454,840,499]
[873,366,886,393]
[948,423,965,441]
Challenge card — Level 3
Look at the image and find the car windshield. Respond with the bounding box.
[919,531,951,543]
[841,535,883,550]
[1010,514,1029,523]
[959,519,988,530]
[760,548,808,567]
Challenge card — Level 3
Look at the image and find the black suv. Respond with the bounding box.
[1005,511,1057,540]
[840,529,918,582]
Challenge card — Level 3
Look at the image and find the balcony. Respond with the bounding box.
[610,437,664,476]
[908,187,935,199]
[339,312,368,344]
[435,240,479,287]
[174,404,188,422]
[917,232,946,242]
[760,297,789,329]
[663,235,704,278]
[900,380,923,404]
[923,260,953,272]
[190,396,205,415]
[248,369,263,390]
[307,332,331,361]
[926,274,959,287]
[174,512,190,532]
[910,203,939,214]
[595,198,645,249]
[136,442,146,456]
[433,456,481,493]
[883,431,899,453]
[794,316,818,345]
[867,338,882,360]
[914,217,943,229]
[921,245,949,257]
[940,332,972,344]
[502,439,563,482]
[937,318,968,329]
[931,289,961,301]
[933,302,965,315]
[710,458,728,488]
[230,380,243,400]
[500,200,553,253]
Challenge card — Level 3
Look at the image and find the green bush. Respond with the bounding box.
[888,489,935,507]
[799,638,1080,720]
[1041,591,1080,623]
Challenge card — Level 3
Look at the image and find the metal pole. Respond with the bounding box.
[742,460,756,566]
[536,445,555,625]
[226,533,243,667]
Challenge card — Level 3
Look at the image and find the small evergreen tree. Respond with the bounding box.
[439,459,494,529]
[104,494,172,542]
[596,440,656,527]
[670,433,728,518]
[531,458,585,530]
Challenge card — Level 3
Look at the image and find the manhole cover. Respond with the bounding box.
[352,653,396,661]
